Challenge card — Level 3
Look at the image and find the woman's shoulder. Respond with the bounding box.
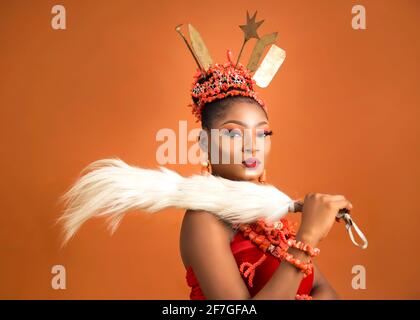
[181,209,233,237]
[180,209,235,267]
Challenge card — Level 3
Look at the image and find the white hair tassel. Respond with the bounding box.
[58,158,368,249]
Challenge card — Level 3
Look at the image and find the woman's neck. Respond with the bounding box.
[210,173,262,184]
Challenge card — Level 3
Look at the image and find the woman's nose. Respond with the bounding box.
[243,132,260,156]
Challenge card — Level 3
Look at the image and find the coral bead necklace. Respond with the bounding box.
[232,218,320,300]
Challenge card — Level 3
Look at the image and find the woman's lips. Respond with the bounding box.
[242,157,261,169]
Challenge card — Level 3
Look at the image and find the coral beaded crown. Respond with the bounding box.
[175,11,287,122]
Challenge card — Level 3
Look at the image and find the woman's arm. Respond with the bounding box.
[180,210,251,299]
[310,262,340,299]
[180,210,314,300]
[181,194,350,299]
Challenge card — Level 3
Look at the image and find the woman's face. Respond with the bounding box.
[201,101,272,182]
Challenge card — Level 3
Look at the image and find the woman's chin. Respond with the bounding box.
[213,164,265,182]
[241,166,264,180]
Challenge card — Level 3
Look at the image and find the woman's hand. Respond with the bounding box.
[297,193,353,247]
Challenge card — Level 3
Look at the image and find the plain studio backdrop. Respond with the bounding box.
[0,0,419,299]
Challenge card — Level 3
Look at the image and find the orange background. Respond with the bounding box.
[0,0,419,299]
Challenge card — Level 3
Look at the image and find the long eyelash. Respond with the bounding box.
[264,130,273,136]
[225,129,273,136]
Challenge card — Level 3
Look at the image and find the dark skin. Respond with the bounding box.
[180,101,340,299]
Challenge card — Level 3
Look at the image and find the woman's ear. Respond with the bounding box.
[198,129,209,153]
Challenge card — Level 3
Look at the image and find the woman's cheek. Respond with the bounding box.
[219,139,242,163]
[216,144,233,164]
[262,140,271,167]
[265,139,271,155]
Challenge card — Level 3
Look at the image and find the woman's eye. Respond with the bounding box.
[227,129,243,137]
[257,130,273,138]
[222,129,273,138]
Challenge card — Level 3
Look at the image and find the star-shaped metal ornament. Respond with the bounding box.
[236,11,265,66]
[239,11,265,41]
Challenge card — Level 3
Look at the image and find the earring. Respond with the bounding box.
[258,169,266,184]
[201,160,211,175]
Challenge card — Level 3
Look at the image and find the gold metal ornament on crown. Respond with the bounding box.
[175,10,286,88]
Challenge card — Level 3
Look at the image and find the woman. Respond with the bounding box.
[180,73,346,300]
[60,14,353,300]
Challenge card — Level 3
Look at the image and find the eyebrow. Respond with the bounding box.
[220,120,268,127]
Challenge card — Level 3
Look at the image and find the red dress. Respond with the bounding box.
[185,227,314,299]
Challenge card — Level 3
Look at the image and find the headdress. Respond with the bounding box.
[176,11,286,122]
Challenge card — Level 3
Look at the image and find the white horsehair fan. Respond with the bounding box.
[59,158,368,249]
